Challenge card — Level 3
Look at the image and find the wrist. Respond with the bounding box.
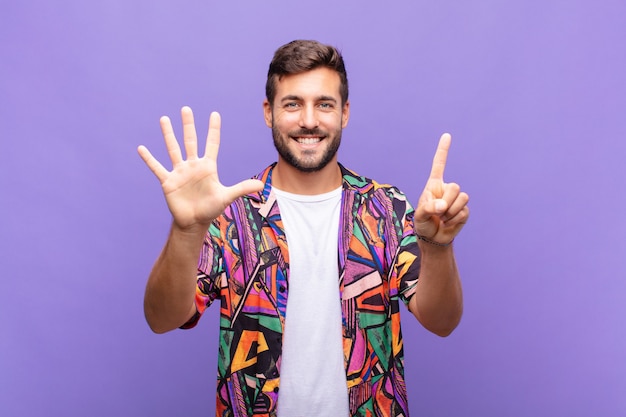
[415,233,454,247]
[170,221,211,242]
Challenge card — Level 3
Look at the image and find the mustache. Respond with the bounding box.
[288,128,328,137]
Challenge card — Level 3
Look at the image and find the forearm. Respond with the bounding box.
[410,242,463,337]
[144,223,207,333]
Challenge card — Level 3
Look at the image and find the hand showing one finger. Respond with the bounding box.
[414,133,469,245]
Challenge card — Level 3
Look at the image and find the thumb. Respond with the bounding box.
[415,189,446,219]
[225,179,265,201]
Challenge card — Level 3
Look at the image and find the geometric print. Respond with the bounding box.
[183,163,421,416]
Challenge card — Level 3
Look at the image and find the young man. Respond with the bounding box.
[138,40,469,417]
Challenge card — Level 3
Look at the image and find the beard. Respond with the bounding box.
[271,124,342,173]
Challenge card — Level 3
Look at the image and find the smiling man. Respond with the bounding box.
[266,65,347,177]
[138,40,469,417]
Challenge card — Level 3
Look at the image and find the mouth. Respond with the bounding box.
[293,136,324,145]
[290,128,327,146]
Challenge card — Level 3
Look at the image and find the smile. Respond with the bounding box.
[294,137,323,144]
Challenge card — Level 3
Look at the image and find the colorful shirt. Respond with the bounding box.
[183,163,421,417]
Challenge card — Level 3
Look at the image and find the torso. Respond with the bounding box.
[273,186,349,417]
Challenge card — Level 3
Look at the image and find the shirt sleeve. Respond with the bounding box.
[180,220,224,329]
[394,195,421,306]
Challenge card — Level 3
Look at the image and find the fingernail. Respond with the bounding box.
[435,200,446,212]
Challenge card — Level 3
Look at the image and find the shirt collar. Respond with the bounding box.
[245,162,369,204]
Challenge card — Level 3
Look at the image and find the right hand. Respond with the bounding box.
[138,106,264,233]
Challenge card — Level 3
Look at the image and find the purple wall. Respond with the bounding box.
[2,1,625,415]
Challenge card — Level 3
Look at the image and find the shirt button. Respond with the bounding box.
[279,285,286,292]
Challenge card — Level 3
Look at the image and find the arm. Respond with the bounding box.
[409,242,463,337]
[142,223,206,334]
[408,133,469,337]
[138,107,263,333]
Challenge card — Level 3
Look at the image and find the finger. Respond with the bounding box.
[414,189,447,222]
[429,133,451,181]
[442,206,470,229]
[137,145,169,183]
[204,112,221,161]
[440,182,461,213]
[224,179,265,202]
[181,106,198,160]
[441,190,469,222]
[160,115,183,165]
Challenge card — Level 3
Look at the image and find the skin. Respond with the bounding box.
[410,133,468,336]
[137,109,264,333]
[263,67,350,195]
[138,67,469,336]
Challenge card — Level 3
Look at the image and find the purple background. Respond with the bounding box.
[2,1,625,416]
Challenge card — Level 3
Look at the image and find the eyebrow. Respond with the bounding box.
[280,95,338,103]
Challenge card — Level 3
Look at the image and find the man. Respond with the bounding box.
[138,40,469,417]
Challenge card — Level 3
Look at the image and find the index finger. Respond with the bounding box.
[160,115,183,165]
[429,133,452,180]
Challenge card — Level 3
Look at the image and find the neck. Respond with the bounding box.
[272,159,342,195]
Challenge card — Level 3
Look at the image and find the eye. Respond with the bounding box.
[284,102,299,109]
[318,102,334,109]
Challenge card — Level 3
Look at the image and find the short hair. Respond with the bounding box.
[265,40,349,105]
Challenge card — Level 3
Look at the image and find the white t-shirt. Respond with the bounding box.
[273,186,349,417]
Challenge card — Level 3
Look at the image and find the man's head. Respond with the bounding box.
[266,40,349,107]
[263,41,350,175]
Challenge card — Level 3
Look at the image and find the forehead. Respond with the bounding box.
[274,67,342,100]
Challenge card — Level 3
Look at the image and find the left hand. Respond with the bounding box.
[414,133,469,245]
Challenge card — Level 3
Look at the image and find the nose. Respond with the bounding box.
[298,105,319,129]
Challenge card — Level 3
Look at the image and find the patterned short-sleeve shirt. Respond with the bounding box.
[183,163,421,417]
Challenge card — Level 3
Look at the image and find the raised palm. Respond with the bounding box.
[138,107,264,232]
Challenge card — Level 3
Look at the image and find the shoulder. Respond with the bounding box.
[339,164,409,203]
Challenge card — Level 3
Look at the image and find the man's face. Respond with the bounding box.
[264,67,350,173]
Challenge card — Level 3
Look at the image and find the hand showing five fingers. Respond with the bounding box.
[137,106,264,233]
[413,133,470,246]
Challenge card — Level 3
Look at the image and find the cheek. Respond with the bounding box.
[272,112,298,129]
[322,113,345,130]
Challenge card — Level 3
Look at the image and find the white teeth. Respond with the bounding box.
[296,137,321,144]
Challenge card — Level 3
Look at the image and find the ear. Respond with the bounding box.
[263,99,273,128]
[341,100,350,128]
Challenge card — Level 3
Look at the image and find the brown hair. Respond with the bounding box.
[265,40,349,105]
